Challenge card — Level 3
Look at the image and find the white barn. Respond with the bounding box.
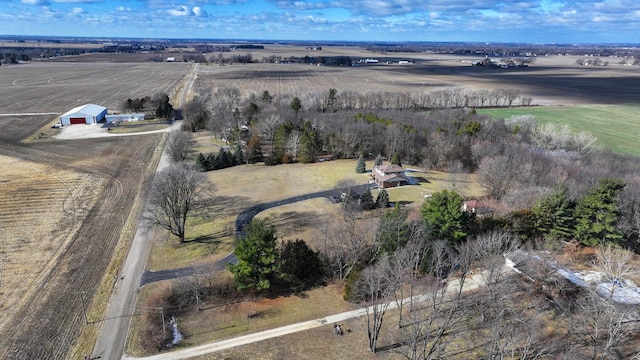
[60,104,107,125]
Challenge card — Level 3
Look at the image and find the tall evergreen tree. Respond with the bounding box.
[376,203,409,254]
[355,153,366,173]
[195,152,207,171]
[290,96,302,116]
[279,239,324,287]
[390,152,402,167]
[420,190,469,244]
[360,189,376,210]
[233,141,245,165]
[375,188,390,209]
[574,178,626,247]
[374,154,384,166]
[245,134,263,163]
[228,219,279,291]
[533,186,576,240]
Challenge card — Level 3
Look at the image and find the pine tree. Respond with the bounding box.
[533,186,575,240]
[390,152,402,167]
[355,153,366,173]
[375,188,390,209]
[233,141,245,165]
[420,190,468,244]
[360,189,376,210]
[574,178,625,247]
[374,154,384,166]
[376,203,409,254]
[245,134,263,163]
[195,152,207,171]
[228,219,279,291]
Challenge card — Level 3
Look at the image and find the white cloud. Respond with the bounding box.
[70,7,86,15]
[21,0,50,5]
[168,6,208,17]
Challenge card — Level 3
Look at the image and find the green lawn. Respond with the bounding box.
[478,104,640,156]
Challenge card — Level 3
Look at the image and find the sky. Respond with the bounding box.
[0,0,638,43]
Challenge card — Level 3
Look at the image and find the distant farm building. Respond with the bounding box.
[59,104,107,125]
[105,113,145,123]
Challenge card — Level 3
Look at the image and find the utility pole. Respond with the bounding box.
[158,307,166,338]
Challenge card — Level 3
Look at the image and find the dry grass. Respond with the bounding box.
[176,280,358,348]
[0,154,104,331]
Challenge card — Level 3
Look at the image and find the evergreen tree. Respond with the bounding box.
[355,153,366,173]
[390,152,402,167]
[574,178,625,247]
[533,186,576,240]
[195,152,207,171]
[298,122,318,163]
[374,154,384,166]
[375,188,390,209]
[360,189,376,210]
[233,141,245,165]
[204,153,216,171]
[261,90,272,103]
[376,203,409,254]
[245,134,263,163]
[279,239,324,287]
[216,148,231,169]
[420,190,469,244]
[228,219,279,291]
[290,96,302,115]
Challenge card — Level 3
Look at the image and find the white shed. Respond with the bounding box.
[60,104,107,125]
[105,113,145,123]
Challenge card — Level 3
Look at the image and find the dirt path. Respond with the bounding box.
[123,272,490,360]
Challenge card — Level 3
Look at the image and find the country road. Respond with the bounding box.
[91,64,197,360]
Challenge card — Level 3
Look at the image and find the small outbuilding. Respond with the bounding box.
[105,113,145,123]
[60,104,107,125]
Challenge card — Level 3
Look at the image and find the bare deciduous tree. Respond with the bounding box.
[357,256,396,352]
[165,130,193,163]
[143,163,212,243]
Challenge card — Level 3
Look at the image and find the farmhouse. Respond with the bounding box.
[59,104,107,125]
[372,164,409,188]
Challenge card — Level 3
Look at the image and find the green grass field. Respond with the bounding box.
[478,105,640,156]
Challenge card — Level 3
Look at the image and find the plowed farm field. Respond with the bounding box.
[196,56,640,105]
[0,61,190,113]
[0,61,184,359]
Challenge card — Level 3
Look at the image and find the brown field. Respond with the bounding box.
[191,46,640,106]
[0,60,185,359]
[0,61,190,113]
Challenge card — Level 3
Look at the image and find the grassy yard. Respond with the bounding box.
[478,104,640,156]
[134,156,488,356]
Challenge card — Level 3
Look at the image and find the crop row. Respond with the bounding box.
[0,62,190,113]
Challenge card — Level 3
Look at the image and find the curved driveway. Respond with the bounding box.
[140,184,371,286]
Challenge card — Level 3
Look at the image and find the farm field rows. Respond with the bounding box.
[0,62,190,113]
[0,132,163,360]
[478,104,640,156]
[195,53,640,106]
